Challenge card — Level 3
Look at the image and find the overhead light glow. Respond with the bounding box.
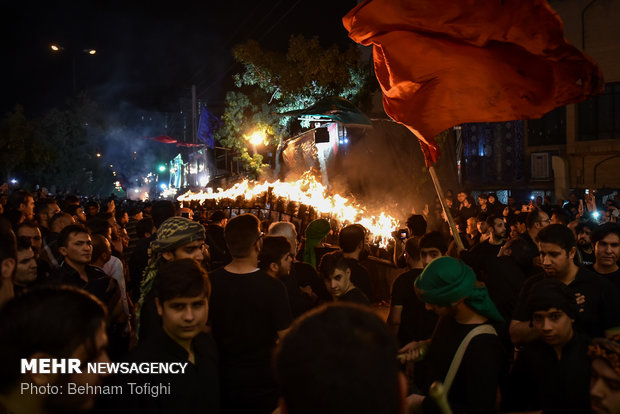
[160,183,167,190]
[50,44,60,51]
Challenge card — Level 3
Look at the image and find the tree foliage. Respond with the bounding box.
[215,35,371,177]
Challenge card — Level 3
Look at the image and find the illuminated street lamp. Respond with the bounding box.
[244,130,268,155]
[49,43,97,94]
[158,164,166,172]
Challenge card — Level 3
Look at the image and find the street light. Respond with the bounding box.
[49,43,97,94]
[244,130,268,155]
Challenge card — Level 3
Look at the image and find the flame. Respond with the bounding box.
[178,172,398,247]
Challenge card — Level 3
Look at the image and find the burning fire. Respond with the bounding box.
[178,172,398,247]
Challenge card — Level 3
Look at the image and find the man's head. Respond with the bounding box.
[404,237,420,268]
[592,223,620,270]
[318,251,353,298]
[576,220,597,249]
[259,236,293,278]
[268,221,298,254]
[209,210,227,227]
[526,278,577,348]
[49,212,75,234]
[15,238,37,287]
[488,193,498,204]
[478,193,488,206]
[151,200,176,229]
[457,191,467,203]
[526,209,550,235]
[405,214,427,238]
[274,303,403,414]
[224,214,261,259]
[551,209,571,226]
[590,334,620,414]
[486,215,507,243]
[65,204,87,224]
[418,231,447,268]
[36,199,61,229]
[128,206,143,221]
[90,234,112,268]
[16,222,42,256]
[338,224,367,257]
[7,190,34,222]
[466,217,478,237]
[151,217,206,262]
[85,201,99,217]
[0,287,108,413]
[154,259,210,345]
[414,256,502,322]
[0,222,17,292]
[58,224,92,267]
[536,224,577,279]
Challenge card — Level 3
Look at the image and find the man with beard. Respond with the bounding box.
[13,238,38,295]
[462,215,507,278]
[0,287,110,414]
[510,224,620,345]
[588,223,620,292]
[576,220,598,266]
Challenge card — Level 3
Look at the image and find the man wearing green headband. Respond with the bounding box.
[136,216,207,342]
[399,256,505,414]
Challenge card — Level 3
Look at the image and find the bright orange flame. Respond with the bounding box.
[178,172,398,247]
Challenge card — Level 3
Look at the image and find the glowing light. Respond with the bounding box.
[178,171,398,247]
[10,178,18,184]
[50,44,60,51]
[87,49,96,55]
[158,165,166,172]
[160,183,167,190]
[134,189,140,193]
[96,153,101,157]
[593,211,600,219]
[199,175,209,187]
[245,130,268,147]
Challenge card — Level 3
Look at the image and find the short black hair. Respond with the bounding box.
[58,224,90,248]
[575,219,597,235]
[419,231,448,255]
[258,236,291,271]
[154,259,210,303]
[209,210,227,223]
[274,303,401,414]
[86,217,111,237]
[591,223,620,246]
[338,224,366,253]
[318,251,350,280]
[6,190,32,211]
[0,287,106,393]
[536,224,576,253]
[90,234,110,263]
[224,214,261,258]
[406,214,427,237]
[526,209,545,229]
[404,237,420,261]
[551,209,571,226]
[486,215,503,228]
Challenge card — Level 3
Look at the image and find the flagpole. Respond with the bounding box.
[428,165,464,250]
[411,129,465,251]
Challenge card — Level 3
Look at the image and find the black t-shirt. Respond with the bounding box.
[478,256,528,323]
[208,267,292,413]
[339,287,369,305]
[204,224,231,271]
[390,268,437,345]
[416,316,505,414]
[461,240,503,277]
[346,259,373,301]
[587,264,620,294]
[106,330,220,414]
[579,248,596,267]
[503,333,591,414]
[513,268,620,339]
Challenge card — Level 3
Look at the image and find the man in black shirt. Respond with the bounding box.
[113,259,219,414]
[511,224,620,345]
[462,214,506,278]
[204,210,231,271]
[588,223,620,292]
[504,279,591,413]
[209,214,292,414]
[388,234,442,346]
[339,224,373,300]
[400,257,505,414]
[576,220,597,266]
[318,251,369,305]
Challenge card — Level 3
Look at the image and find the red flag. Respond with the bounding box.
[343,0,604,166]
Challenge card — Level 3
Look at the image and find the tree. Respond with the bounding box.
[215,35,371,177]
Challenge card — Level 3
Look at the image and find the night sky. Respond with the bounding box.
[2,0,359,116]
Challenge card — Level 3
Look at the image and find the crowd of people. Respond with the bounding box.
[0,186,620,413]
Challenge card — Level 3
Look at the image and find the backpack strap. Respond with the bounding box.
[443,324,497,392]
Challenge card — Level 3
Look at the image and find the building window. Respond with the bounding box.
[527,106,566,146]
[578,82,620,141]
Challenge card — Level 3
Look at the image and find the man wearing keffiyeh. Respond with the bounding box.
[590,334,620,414]
[136,216,206,342]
